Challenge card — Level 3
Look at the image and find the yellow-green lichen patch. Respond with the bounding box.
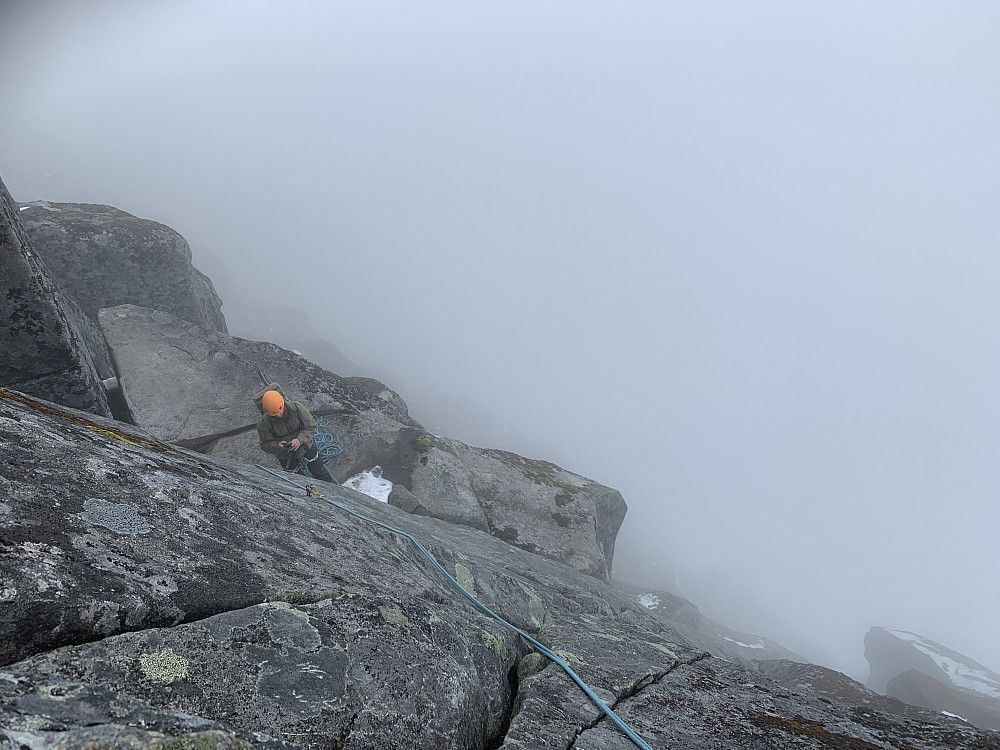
[379,605,411,628]
[455,564,478,599]
[481,630,508,659]
[414,435,432,452]
[9,715,51,732]
[517,582,545,628]
[555,650,584,664]
[650,642,678,660]
[140,648,189,683]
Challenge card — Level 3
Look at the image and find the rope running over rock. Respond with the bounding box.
[253,463,657,750]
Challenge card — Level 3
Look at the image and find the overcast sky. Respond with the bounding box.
[2,0,998,680]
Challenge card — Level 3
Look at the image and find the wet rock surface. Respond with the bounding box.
[0,179,109,416]
[97,304,626,581]
[3,387,999,749]
[18,201,227,333]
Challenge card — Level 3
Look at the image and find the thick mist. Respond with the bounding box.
[2,0,998,680]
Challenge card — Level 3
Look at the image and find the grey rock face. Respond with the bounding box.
[613,580,806,666]
[5,388,997,750]
[866,627,1000,696]
[19,202,227,333]
[865,627,1000,732]
[758,659,939,722]
[887,669,1000,731]
[0,179,110,416]
[98,304,626,581]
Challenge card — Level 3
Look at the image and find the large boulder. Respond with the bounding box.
[3,387,997,750]
[98,304,626,581]
[18,201,227,333]
[0,178,110,416]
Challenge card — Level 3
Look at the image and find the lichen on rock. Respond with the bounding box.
[140,648,189,683]
[80,498,152,535]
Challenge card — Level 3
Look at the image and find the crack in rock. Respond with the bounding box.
[565,651,713,750]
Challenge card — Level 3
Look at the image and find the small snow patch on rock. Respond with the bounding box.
[344,466,393,503]
[638,593,660,609]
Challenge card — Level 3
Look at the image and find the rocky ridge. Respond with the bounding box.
[3,388,998,749]
[3,186,1000,748]
[866,627,1000,731]
[18,202,227,334]
[96,304,626,582]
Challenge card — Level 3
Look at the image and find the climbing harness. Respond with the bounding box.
[254,464,657,750]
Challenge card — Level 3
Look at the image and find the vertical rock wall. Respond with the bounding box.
[0,177,110,415]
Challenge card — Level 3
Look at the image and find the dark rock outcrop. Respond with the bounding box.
[0,179,110,416]
[4,387,999,750]
[866,627,1000,696]
[866,626,1000,732]
[18,201,227,333]
[97,304,627,581]
[888,670,1000,731]
[759,659,939,722]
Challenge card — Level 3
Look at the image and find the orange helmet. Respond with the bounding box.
[262,390,284,417]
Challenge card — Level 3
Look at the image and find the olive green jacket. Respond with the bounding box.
[256,401,317,459]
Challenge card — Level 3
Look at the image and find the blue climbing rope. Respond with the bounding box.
[253,464,657,750]
[313,416,343,463]
[297,416,343,483]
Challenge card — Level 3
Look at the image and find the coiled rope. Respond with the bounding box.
[313,416,343,463]
[254,464,657,750]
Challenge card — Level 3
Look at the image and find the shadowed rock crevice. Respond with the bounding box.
[0,179,110,416]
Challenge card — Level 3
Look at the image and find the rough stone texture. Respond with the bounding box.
[19,201,227,333]
[98,304,626,581]
[0,178,110,416]
[387,484,427,515]
[3,388,999,749]
[758,659,941,722]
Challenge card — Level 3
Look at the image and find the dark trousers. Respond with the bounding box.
[280,445,334,483]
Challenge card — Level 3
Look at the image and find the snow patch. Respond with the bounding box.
[637,593,660,610]
[722,635,767,650]
[888,629,1000,700]
[344,466,393,503]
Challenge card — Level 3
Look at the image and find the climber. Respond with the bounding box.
[256,389,335,483]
